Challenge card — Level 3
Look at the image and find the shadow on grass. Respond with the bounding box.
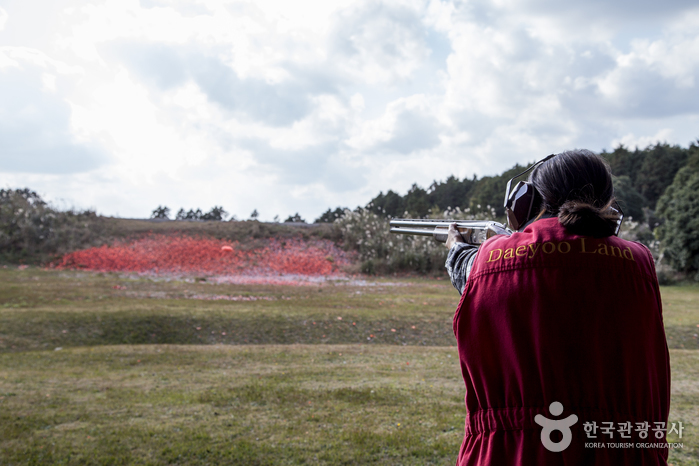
[0,312,458,353]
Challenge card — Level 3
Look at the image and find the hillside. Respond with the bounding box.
[96,217,338,245]
[0,191,339,265]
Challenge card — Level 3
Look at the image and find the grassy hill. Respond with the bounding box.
[96,218,340,247]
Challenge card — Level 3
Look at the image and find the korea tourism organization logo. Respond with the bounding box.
[535,402,578,452]
[535,402,685,453]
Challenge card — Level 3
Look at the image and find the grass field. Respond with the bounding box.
[1,267,697,465]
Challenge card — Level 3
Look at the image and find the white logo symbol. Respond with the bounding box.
[534,401,578,452]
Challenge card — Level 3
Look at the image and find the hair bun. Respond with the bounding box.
[558,201,616,237]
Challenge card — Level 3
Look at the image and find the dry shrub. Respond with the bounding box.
[335,206,500,275]
[0,189,107,264]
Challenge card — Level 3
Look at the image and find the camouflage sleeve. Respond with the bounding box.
[445,243,479,295]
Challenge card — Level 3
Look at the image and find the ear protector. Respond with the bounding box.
[503,153,625,234]
[504,154,556,231]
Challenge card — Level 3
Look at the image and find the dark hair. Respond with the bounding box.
[530,149,620,237]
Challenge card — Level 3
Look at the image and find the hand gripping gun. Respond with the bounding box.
[389,219,511,245]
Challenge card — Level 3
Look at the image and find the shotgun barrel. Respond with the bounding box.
[389,219,511,244]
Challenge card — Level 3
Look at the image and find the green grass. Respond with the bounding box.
[663,285,699,350]
[670,350,699,465]
[0,344,464,465]
[0,267,697,465]
[0,268,458,352]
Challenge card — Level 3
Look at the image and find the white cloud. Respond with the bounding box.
[610,129,676,150]
[1,0,698,220]
[329,0,432,85]
[0,46,107,174]
[0,7,8,31]
[0,46,82,74]
[347,94,441,153]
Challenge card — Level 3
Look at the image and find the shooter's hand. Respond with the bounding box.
[445,223,465,249]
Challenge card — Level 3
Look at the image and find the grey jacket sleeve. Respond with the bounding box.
[445,243,479,295]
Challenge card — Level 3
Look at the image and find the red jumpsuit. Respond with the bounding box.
[454,218,670,465]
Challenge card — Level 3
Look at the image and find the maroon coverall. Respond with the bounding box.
[454,217,670,465]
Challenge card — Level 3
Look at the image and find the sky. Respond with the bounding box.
[1,0,698,221]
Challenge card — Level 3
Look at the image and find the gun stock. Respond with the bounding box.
[389,219,511,244]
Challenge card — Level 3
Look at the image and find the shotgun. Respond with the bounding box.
[389,219,511,244]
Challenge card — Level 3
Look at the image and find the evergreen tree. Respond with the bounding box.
[201,206,227,221]
[151,206,170,219]
[636,143,688,208]
[655,148,699,279]
[468,164,526,216]
[602,145,646,186]
[427,175,476,211]
[315,207,347,223]
[404,184,430,217]
[367,190,405,217]
[284,213,306,223]
[176,208,203,220]
[612,176,646,221]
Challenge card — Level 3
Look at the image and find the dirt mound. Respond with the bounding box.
[53,234,354,281]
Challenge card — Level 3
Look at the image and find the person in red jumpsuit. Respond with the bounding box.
[445,150,671,465]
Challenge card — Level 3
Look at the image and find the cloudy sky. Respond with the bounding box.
[1,0,698,221]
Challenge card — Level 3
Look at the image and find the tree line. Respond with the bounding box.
[161,140,694,227]
[317,141,699,280]
[150,206,307,223]
[320,143,692,223]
